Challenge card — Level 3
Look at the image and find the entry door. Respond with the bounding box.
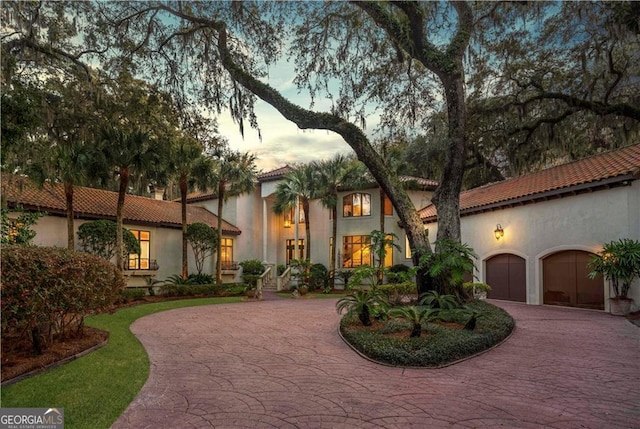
[485,254,526,302]
[543,250,603,310]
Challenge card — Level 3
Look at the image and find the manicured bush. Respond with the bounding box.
[377,281,418,305]
[1,246,126,355]
[340,300,514,367]
[119,288,146,302]
[187,273,215,285]
[239,259,265,275]
[159,283,219,297]
[387,264,411,284]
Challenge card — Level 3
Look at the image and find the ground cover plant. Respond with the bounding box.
[339,297,514,367]
[1,297,241,429]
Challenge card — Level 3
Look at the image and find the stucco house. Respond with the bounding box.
[1,174,241,287]
[3,143,639,313]
[419,143,640,313]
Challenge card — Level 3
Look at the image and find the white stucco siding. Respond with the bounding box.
[458,182,640,309]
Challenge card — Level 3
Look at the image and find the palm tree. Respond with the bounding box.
[313,155,359,286]
[99,125,159,271]
[336,289,387,326]
[273,163,319,262]
[166,136,211,278]
[209,148,258,285]
[389,306,440,338]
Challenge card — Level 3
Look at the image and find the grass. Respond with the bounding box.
[340,300,514,367]
[1,296,241,429]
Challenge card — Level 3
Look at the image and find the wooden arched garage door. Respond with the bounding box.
[485,254,526,302]
[543,250,603,310]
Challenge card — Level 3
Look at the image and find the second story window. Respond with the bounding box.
[343,193,371,217]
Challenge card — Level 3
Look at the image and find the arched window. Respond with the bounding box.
[343,193,371,217]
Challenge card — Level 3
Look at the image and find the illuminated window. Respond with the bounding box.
[284,202,305,225]
[383,194,393,216]
[286,239,304,265]
[405,235,412,259]
[221,238,234,270]
[128,230,150,270]
[384,234,394,267]
[343,193,371,217]
[342,235,372,268]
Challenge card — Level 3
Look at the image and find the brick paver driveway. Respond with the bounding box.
[112,297,639,428]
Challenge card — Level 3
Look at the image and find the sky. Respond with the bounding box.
[213,54,372,174]
[218,100,355,174]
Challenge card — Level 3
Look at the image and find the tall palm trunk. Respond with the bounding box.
[215,181,225,285]
[330,204,337,288]
[64,181,75,250]
[180,174,189,279]
[116,167,130,271]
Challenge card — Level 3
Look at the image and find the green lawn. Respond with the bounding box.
[1,297,241,429]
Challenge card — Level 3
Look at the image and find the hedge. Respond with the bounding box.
[1,246,126,355]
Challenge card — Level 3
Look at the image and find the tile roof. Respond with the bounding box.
[339,174,438,192]
[257,165,294,182]
[419,144,640,222]
[2,175,241,235]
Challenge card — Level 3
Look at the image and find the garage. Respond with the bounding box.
[485,254,526,302]
[543,250,604,310]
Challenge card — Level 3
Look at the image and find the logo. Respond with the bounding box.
[0,408,64,429]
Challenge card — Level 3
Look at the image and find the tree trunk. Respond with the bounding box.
[215,181,225,286]
[180,174,188,279]
[216,24,431,293]
[64,181,75,250]
[410,323,422,338]
[329,204,337,288]
[116,167,130,272]
[303,199,311,261]
[431,76,467,245]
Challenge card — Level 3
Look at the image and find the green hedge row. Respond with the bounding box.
[1,246,126,355]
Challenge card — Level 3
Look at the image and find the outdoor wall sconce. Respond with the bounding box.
[283,219,292,228]
[494,224,504,240]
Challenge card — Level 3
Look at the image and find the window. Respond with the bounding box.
[383,194,393,216]
[128,230,150,270]
[286,239,304,265]
[405,235,412,259]
[283,202,305,226]
[343,193,371,217]
[220,238,234,270]
[384,234,394,267]
[342,235,371,268]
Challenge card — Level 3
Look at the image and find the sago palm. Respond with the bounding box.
[336,289,386,326]
[389,306,440,338]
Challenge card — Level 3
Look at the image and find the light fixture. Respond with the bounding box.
[283,219,291,228]
[494,224,504,240]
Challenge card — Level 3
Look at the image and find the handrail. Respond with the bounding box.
[256,265,272,300]
[276,266,292,291]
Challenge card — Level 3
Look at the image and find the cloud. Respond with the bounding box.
[218,100,354,172]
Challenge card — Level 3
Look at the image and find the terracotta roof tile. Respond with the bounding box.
[2,175,241,235]
[419,144,640,221]
[257,165,294,182]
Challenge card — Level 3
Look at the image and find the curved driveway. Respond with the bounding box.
[112,297,639,428]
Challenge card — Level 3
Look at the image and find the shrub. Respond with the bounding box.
[240,259,265,287]
[1,209,45,246]
[119,288,146,302]
[309,263,330,291]
[387,264,411,284]
[239,259,265,275]
[340,300,514,367]
[164,274,197,285]
[277,264,287,276]
[78,220,140,260]
[188,273,215,285]
[159,283,218,297]
[186,223,218,275]
[377,281,418,305]
[1,246,126,355]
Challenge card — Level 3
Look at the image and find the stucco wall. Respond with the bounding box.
[426,181,640,311]
[26,215,219,287]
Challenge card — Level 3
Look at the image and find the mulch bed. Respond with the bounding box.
[2,327,109,383]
